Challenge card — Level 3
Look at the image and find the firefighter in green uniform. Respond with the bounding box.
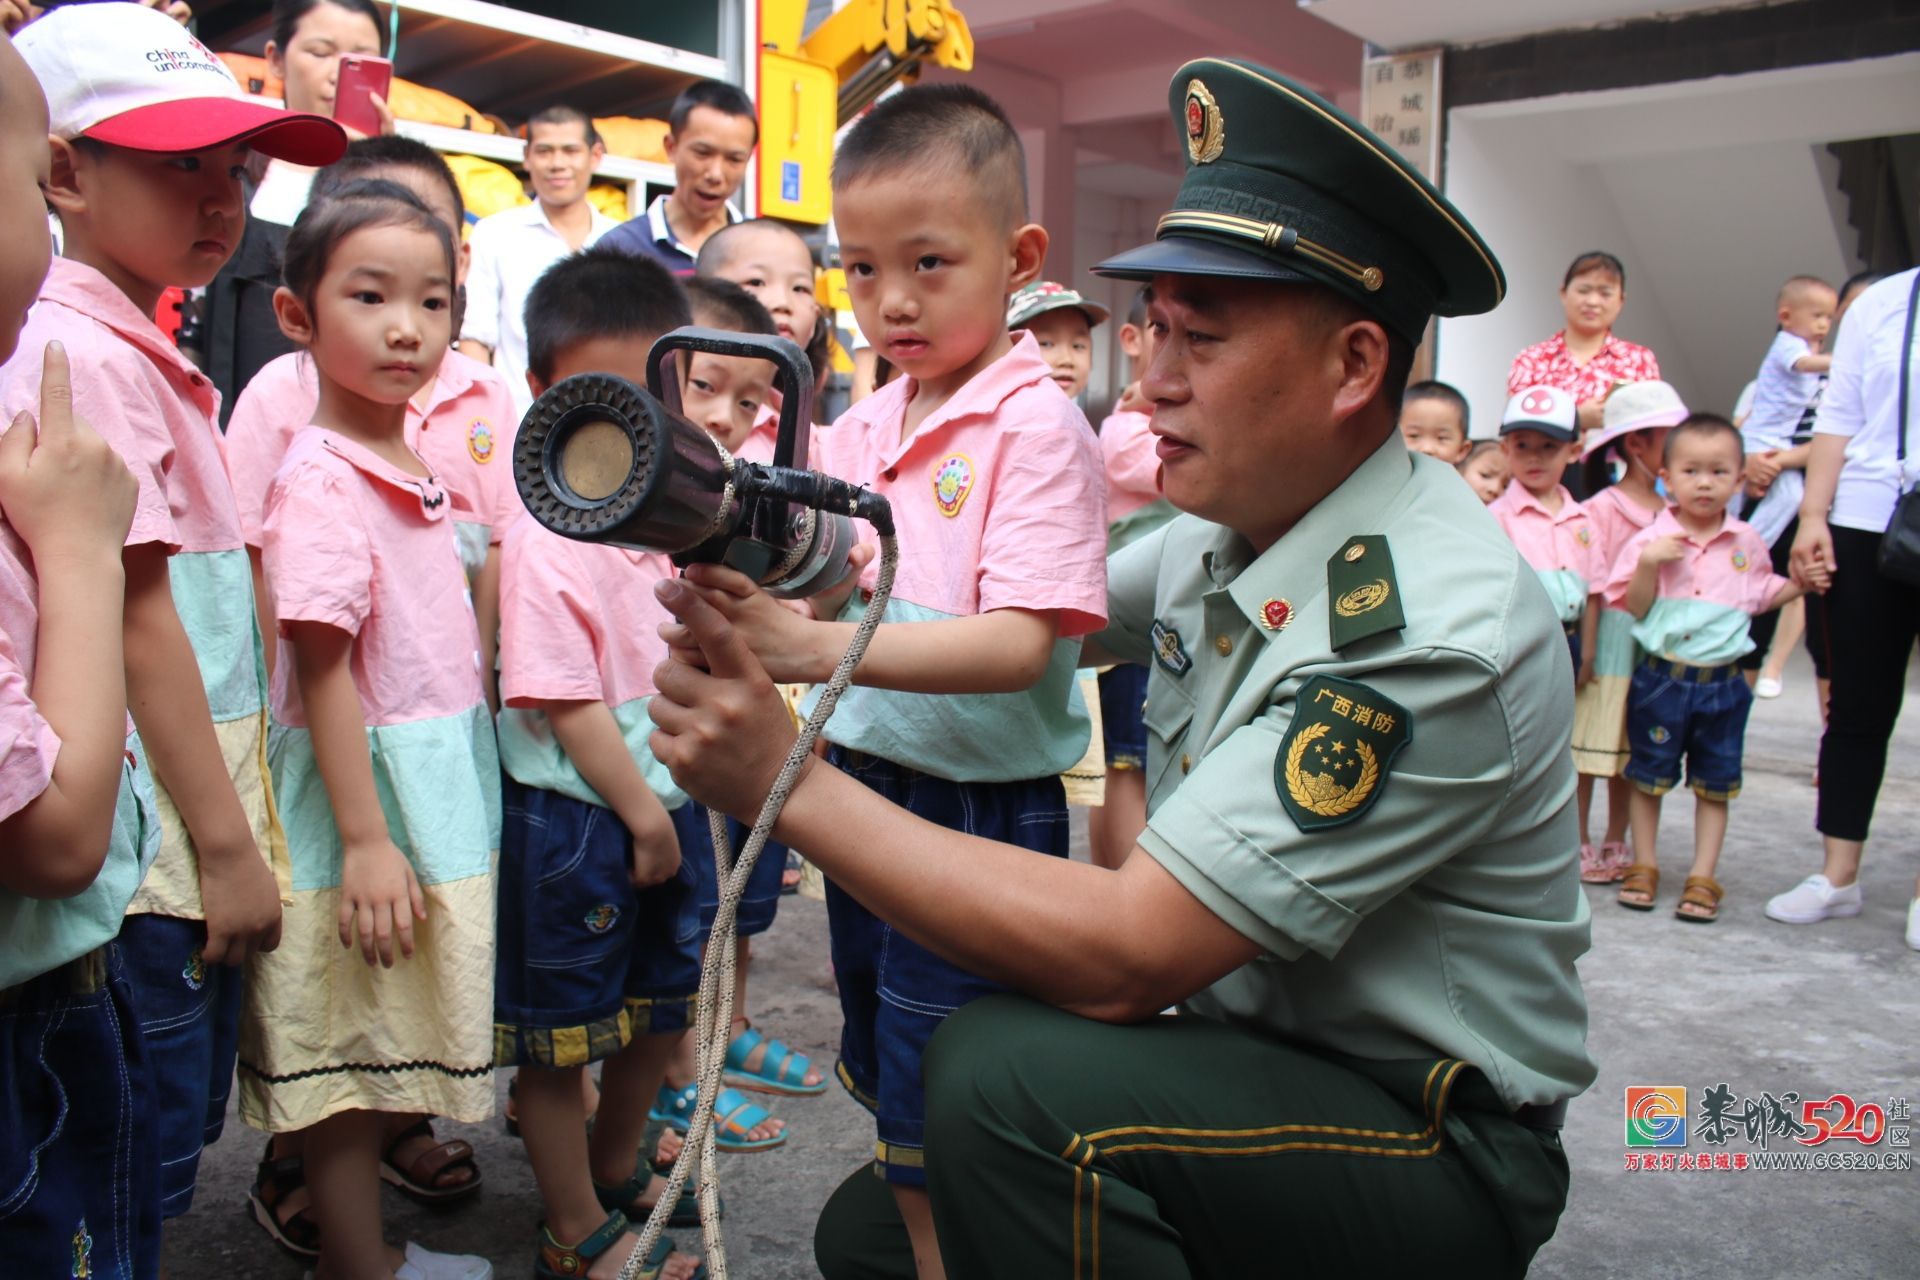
[647,56,1597,1279]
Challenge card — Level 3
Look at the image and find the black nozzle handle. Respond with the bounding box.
[645,326,815,471]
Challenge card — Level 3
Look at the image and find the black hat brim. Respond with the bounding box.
[1094,234,1321,285]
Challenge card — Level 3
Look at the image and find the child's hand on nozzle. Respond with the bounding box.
[0,342,137,565]
[1639,534,1686,568]
[338,836,426,968]
[807,541,877,622]
[628,819,682,890]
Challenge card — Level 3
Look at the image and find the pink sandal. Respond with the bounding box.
[1578,843,1612,884]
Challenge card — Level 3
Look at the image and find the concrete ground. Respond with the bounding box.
[165,646,1919,1278]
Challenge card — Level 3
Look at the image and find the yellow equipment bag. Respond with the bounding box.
[444,154,528,222]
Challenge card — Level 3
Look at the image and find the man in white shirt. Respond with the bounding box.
[599,80,755,275]
[459,104,617,413]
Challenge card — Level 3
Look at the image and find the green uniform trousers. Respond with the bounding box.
[815,994,1571,1279]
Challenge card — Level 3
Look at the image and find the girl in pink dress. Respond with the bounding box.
[242,180,497,1280]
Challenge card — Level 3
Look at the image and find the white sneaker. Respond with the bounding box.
[1906,898,1920,951]
[1764,874,1863,924]
[1755,676,1784,699]
[396,1242,492,1280]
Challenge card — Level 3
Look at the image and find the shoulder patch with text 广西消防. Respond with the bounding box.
[1276,675,1412,830]
[1327,534,1406,650]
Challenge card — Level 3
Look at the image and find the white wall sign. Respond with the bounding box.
[1361,49,1443,183]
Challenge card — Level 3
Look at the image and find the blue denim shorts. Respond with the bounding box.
[1099,664,1149,772]
[494,779,705,1067]
[1625,658,1753,800]
[823,748,1068,1187]
[0,945,160,1279]
[115,912,242,1219]
[689,809,788,938]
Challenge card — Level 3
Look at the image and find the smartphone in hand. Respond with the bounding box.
[333,54,392,137]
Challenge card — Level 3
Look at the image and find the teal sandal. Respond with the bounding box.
[648,1082,789,1153]
[723,1023,828,1097]
[594,1158,719,1229]
[535,1210,706,1280]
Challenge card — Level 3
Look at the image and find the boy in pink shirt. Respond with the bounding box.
[0,37,158,1264]
[669,84,1108,1270]
[0,4,343,1232]
[1605,415,1805,923]
[679,276,780,462]
[1489,385,1603,680]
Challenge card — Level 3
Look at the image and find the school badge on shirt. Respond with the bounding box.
[932,454,974,517]
[1276,676,1412,831]
[468,419,495,464]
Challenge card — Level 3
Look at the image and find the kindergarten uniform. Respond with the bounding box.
[226,348,522,580]
[809,331,1108,1183]
[1488,481,1602,668]
[0,257,286,1216]
[1605,508,1790,800]
[493,522,704,1062]
[242,430,500,1130]
[0,521,163,1276]
[1569,487,1658,776]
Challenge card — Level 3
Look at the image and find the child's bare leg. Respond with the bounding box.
[894,1184,948,1280]
[1603,775,1632,846]
[306,1109,392,1280]
[1621,789,1662,907]
[523,1061,680,1279]
[1686,796,1728,887]
[1575,774,1595,846]
[1094,770,1145,869]
[590,1030,682,1192]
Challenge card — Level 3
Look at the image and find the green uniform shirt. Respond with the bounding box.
[1099,437,1596,1109]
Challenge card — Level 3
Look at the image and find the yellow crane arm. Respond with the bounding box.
[769,0,974,125]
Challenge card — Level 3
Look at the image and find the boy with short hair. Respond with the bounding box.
[695,218,822,349]
[1489,385,1602,680]
[670,83,1109,1277]
[1399,378,1473,463]
[0,35,161,1272]
[0,3,344,1236]
[494,246,711,1280]
[1606,414,1804,923]
[1739,274,1836,694]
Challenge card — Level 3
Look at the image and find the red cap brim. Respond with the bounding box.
[83,98,347,166]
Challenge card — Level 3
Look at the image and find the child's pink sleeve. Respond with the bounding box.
[477,375,523,543]
[0,627,57,824]
[224,369,302,548]
[1603,528,1652,611]
[977,421,1109,637]
[497,530,603,706]
[262,465,373,635]
[1741,529,1793,614]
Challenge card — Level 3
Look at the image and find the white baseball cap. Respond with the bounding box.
[1500,384,1579,442]
[15,4,345,165]
[1583,380,1689,458]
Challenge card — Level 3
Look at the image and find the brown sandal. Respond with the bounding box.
[1617,863,1659,911]
[1675,875,1723,923]
[378,1118,483,1205]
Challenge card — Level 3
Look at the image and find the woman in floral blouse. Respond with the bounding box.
[1509,251,1662,450]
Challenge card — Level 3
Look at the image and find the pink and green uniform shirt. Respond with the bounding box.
[806,332,1109,781]
[226,347,522,580]
[1487,483,1604,625]
[0,520,159,988]
[0,257,284,917]
[1604,508,1791,668]
[495,519,686,811]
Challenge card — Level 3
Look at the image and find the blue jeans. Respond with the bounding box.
[1099,664,1149,772]
[823,748,1068,1186]
[1625,658,1752,800]
[494,780,704,1066]
[0,946,161,1278]
[690,810,788,937]
[115,914,241,1219]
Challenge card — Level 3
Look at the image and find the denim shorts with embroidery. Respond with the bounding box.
[0,944,161,1277]
[823,747,1068,1187]
[494,778,704,1067]
[1625,658,1753,800]
[689,809,788,938]
[115,912,242,1219]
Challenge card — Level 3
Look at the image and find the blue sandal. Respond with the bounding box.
[595,1156,719,1229]
[648,1083,789,1153]
[724,1023,828,1097]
